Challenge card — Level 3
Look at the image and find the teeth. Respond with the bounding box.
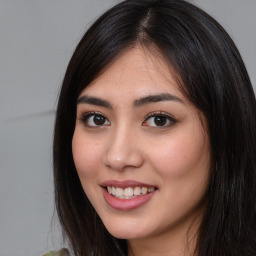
[134,187,141,196]
[124,187,133,197]
[148,187,154,193]
[115,187,123,197]
[141,187,147,195]
[112,186,116,196]
[106,186,155,199]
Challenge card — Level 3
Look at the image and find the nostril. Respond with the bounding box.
[104,149,144,171]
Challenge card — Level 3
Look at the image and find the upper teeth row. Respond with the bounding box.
[107,186,155,198]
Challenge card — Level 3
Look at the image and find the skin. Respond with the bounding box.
[72,46,211,256]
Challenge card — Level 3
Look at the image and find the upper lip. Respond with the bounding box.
[101,180,157,189]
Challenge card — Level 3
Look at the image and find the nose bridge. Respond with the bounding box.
[104,123,143,170]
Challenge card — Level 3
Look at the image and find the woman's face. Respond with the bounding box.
[72,47,210,249]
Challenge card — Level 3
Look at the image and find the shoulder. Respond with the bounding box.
[41,248,70,256]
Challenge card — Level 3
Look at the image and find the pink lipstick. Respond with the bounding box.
[101,180,157,210]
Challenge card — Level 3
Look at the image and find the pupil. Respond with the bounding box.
[93,115,105,125]
[154,116,166,126]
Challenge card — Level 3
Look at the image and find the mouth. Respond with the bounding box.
[101,181,157,210]
[106,186,156,199]
[101,181,158,210]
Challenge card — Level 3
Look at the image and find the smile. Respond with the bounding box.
[107,186,156,199]
[101,180,158,210]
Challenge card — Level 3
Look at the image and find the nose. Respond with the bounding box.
[103,126,144,171]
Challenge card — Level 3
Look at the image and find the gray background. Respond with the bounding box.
[0,1,255,256]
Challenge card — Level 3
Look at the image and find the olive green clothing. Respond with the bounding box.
[41,248,70,256]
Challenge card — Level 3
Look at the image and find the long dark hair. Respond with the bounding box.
[53,0,256,255]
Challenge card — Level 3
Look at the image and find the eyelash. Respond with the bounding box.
[79,111,110,128]
[79,111,176,128]
[143,111,176,128]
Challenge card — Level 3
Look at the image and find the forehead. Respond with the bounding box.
[80,46,185,101]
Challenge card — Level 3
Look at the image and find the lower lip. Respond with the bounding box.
[102,188,156,210]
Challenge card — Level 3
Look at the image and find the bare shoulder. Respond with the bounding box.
[41,248,70,256]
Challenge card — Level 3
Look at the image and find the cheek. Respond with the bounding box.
[72,131,104,179]
[72,130,107,207]
[148,130,210,218]
[146,127,210,181]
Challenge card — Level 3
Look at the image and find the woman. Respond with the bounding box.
[52,0,256,255]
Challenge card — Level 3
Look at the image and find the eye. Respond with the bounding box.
[143,113,176,127]
[80,113,110,127]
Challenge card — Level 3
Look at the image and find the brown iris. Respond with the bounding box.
[154,116,167,126]
[93,115,106,125]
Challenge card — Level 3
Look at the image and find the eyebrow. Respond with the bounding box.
[77,95,113,109]
[134,93,183,107]
[77,93,183,108]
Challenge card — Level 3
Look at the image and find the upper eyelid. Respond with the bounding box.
[144,111,176,120]
[79,112,110,128]
[78,110,176,124]
[78,111,110,124]
[143,112,177,129]
[78,110,107,118]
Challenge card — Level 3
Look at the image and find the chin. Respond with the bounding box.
[102,218,148,240]
[107,228,144,240]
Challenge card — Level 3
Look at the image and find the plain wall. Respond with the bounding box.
[0,1,255,256]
